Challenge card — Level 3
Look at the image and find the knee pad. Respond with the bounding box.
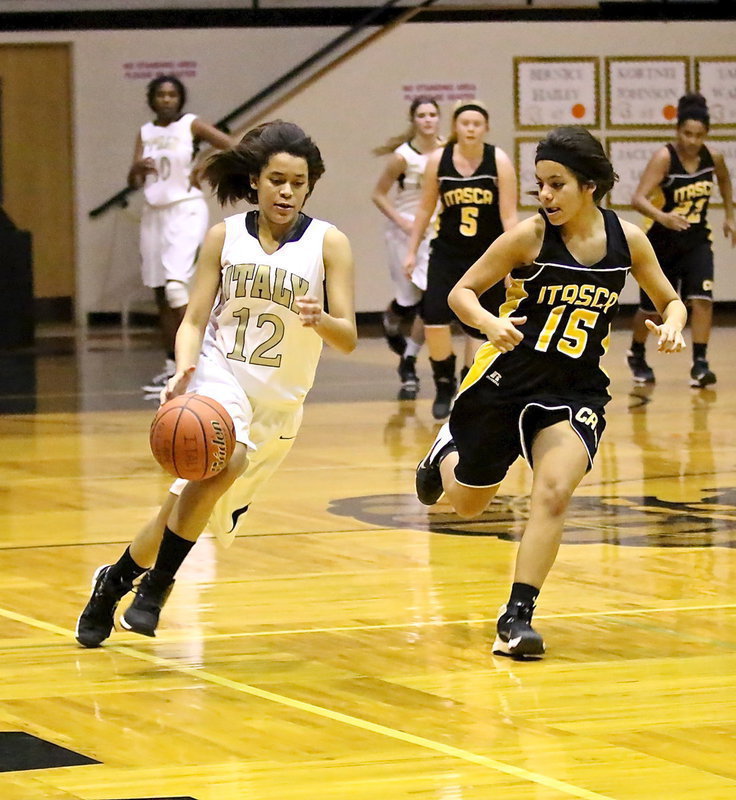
[390,298,419,322]
[165,280,189,309]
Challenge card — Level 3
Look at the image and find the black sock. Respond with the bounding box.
[693,343,707,362]
[153,526,195,579]
[630,341,645,357]
[508,582,540,607]
[107,547,147,584]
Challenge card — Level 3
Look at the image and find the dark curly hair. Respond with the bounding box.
[146,74,186,113]
[203,120,326,206]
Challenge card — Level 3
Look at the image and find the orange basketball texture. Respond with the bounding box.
[149,394,236,481]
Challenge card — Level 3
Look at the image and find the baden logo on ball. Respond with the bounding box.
[149,393,236,481]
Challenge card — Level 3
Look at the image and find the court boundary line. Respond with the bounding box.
[0,604,616,800]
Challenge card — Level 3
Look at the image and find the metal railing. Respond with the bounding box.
[88,0,438,218]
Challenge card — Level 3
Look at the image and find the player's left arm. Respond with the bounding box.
[191,117,236,151]
[625,220,687,352]
[189,118,236,189]
[495,147,519,232]
[712,150,736,246]
[297,227,357,354]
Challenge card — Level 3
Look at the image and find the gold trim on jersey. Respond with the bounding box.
[457,275,529,395]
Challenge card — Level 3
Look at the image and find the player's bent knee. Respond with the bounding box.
[452,490,494,519]
[165,280,189,309]
[221,444,248,480]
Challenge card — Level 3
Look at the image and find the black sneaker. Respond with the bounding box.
[75,565,135,648]
[415,423,456,505]
[120,569,175,637]
[689,359,716,388]
[626,350,655,384]
[382,311,407,357]
[492,601,545,660]
[398,355,419,400]
[432,379,456,420]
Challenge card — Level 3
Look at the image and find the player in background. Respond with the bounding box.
[627,92,735,387]
[371,96,443,399]
[129,75,233,394]
[405,99,518,419]
[415,126,686,658]
[77,120,356,647]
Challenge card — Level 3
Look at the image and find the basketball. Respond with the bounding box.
[149,393,236,481]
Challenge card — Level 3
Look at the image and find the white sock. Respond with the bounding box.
[404,339,421,358]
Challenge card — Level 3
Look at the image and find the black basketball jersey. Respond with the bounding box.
[433,142,504,261]
[465,209,631,404]
[647,143,714,246]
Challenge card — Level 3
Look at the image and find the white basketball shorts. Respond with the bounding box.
[140,197,209,289]
[384,213,431,305]
[169,352,304,547]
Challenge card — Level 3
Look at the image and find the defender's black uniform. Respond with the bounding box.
[450,208,632,488]
[423,142,506,334]
[640,143,715,311]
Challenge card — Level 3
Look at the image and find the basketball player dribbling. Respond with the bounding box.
[76,121,357,647]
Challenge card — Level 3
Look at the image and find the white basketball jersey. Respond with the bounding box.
[201,210,330,406]
[392,141,430,217]
[140,112,203,207]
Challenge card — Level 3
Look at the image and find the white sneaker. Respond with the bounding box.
[141,358,175,393]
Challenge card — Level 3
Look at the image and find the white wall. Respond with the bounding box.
[2,19,735,319]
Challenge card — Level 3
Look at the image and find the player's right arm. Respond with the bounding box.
[404,149,441,276]
[164,223,226,400]
[449,215,542,352]
[371,152,411,233]
[127,131,157,188]
[631,147,688,231]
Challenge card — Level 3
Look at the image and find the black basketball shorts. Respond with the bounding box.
[449,380,607,488]
[422,248,505,339]
[640,237,713,312]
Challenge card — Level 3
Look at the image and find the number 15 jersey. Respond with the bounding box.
[464,208,631,406]
[201,210,330,407]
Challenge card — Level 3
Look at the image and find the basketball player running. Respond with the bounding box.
[371,96,443,399]
[626,92,735,387]
[415,126,686,659]
[405,99,518,419]
[130,75,233,394]
[76,121,357,647]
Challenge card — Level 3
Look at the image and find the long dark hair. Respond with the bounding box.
[146,74,186,112]
[203,120,325,206]
[536,126,617,203]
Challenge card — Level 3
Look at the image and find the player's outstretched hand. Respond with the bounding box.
[295,296,323,328]
[161,366,196,405]
[644,319,685,353]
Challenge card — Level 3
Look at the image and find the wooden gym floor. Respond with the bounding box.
[1,319,736,800]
